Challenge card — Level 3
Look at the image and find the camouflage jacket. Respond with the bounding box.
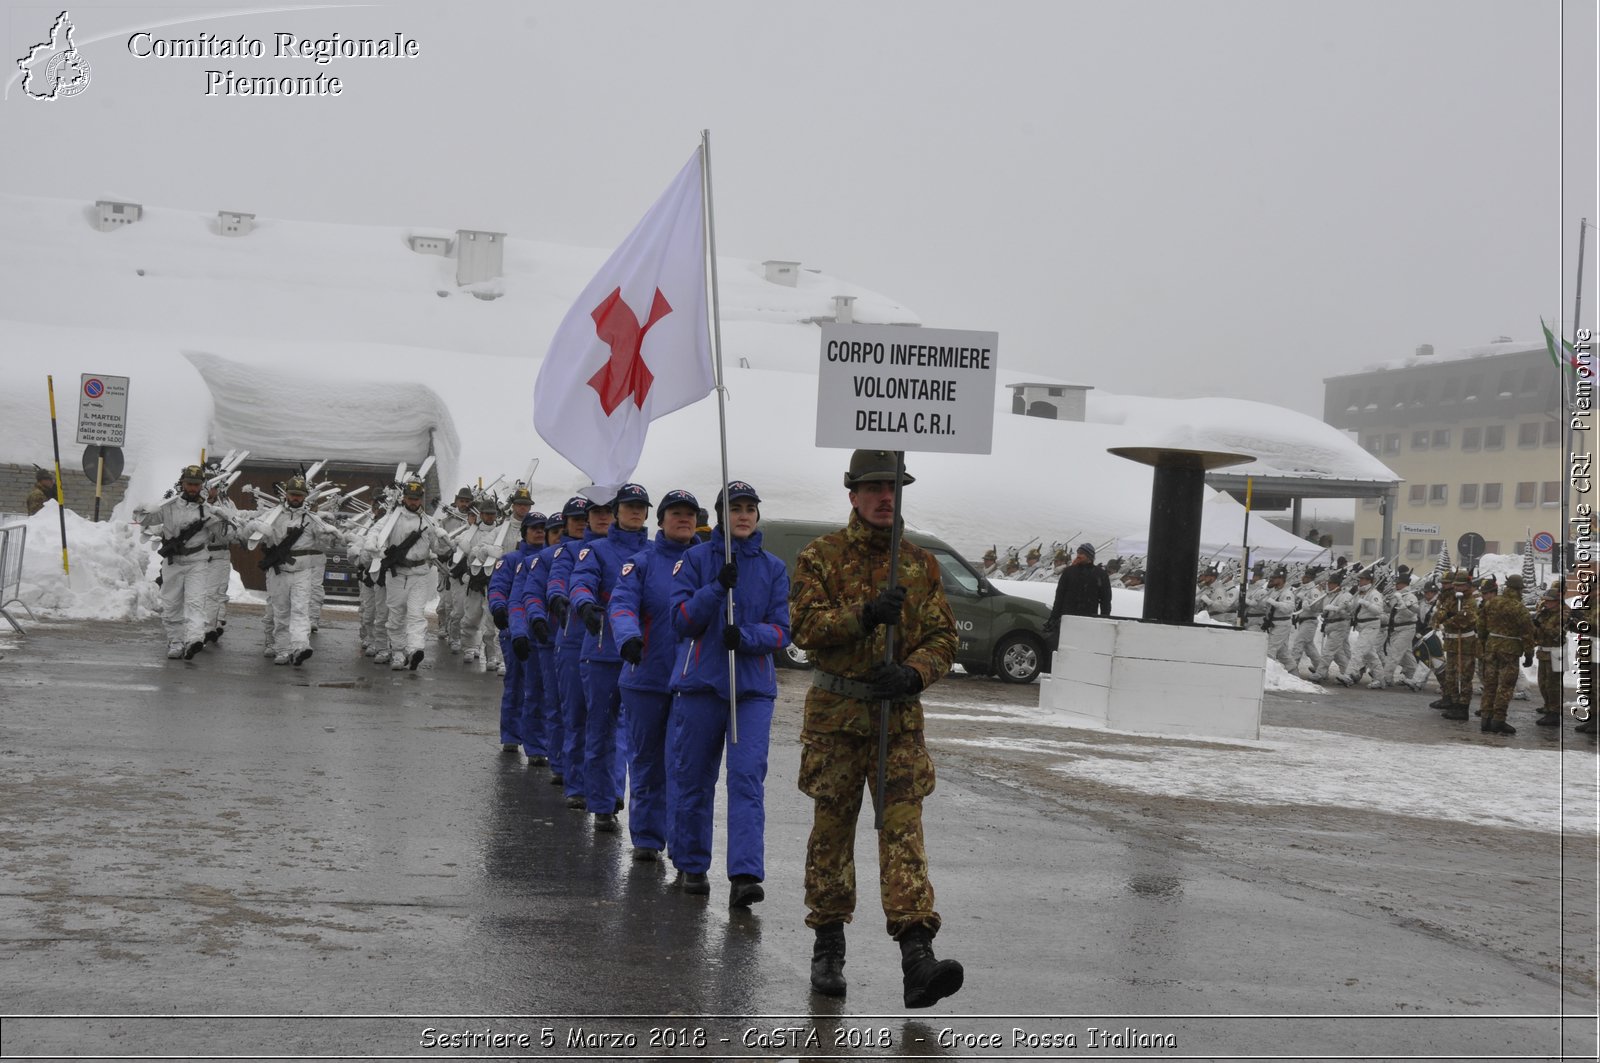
[1478,595,1535,655]
[789,511,958,736]
[1533,604,1564,648]
[1433,592,1477,634]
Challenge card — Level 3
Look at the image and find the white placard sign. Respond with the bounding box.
[816,324,998,454]
[75,373,130,446]
[1400,522,1440,535]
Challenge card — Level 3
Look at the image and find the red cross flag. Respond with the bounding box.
[534,149,716,485]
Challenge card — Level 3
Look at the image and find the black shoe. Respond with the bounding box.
[899,928,964,1009]
[1491,719,1517,735]
[204,628,222,644]
[291,648,312,666]
[632,847,660,862]
[565,795,586,809]
[548,773,565,786]
[1441,704,1469,721]
[528,755,549,766]
[682,872,710,895]
[615,797,625,813]
[1429,697,1448,709]
[729,875,764,908]
[183,641,204,660]
[500,743,519,753]
[594,813,619,833]
[1480,716,1495,733]
[810,923,847,997]
[407,649,424,671]
[1536,712,1560,727]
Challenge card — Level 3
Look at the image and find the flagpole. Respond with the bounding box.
[702,128,739,745]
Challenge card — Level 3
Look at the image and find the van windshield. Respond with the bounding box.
[928,547,980,598]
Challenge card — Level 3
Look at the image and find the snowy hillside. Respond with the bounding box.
[0,193,1387,561]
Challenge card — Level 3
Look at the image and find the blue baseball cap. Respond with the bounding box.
[561,495,591,520]
[656,488,699,522]
[544,511,564,529]
[520,512,547,533]
[611,483,651,509]
[716,481,761,509]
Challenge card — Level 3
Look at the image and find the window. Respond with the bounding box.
[929,548,981,598]
[1362,496,1380,509]
[1360,538,1377,558]
[1432,428,1450,447]
[111,203,125,215]
[1427,538,1444,555]
[1460,483,1479,507]
[1429,484,1448,504]
[1463,376,1481,401]
[1462,427,1482,450]
[1484,425,1504,449]
[1513,540,1527,555]
[1364,387,1380,409]
[1515,482,1537,507]
[1406,539,1424,558]
[1363,435,1382,455]
[1441,378,1461,403]
[1482,483,1502,507]
[1484,540,1501,554]
[1521,367,1541,394]
[1384,433,1400,453]
[1412,430,1430,450]
[1408,484,1427,505]
[1517,422,1540,447]
[1497,370,1516,396]
[1543,481,1561,506]
[1546,420,1563,445]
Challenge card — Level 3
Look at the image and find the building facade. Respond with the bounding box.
[1323,338,1567,566]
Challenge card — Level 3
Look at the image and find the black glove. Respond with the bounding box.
[511,636,530,661]
[548,597,569,627]
[1042,616,1059,635]
[619,637,644,665]
[865,661,922,701]
[578,602,602,635]
[717,561,739,590]
[722,624,741,651]
[492,609,509,631]
[861,586,908,630]
[1523,652,1534,667]
[530,617,551,645]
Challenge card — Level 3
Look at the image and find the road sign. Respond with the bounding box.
[81,444,124,483]
[1532,531,1555,553]
[75,373,129,447]
[1400,522,1440,535]
[816,324,998,454]
[1457,531,1487,567]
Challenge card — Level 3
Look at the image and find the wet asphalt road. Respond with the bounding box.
[0,606,1595,1061]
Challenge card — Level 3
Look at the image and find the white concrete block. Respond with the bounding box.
[1109,656,1265,702]
[1116,618,1265,668]
[1056,615,1118,657]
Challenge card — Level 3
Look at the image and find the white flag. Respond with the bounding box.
[534,149,715,485]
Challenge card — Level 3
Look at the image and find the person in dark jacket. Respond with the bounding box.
[1044,542,1113,637]
[668,481,790,906]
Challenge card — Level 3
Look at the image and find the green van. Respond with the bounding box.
[758,518,1055,684]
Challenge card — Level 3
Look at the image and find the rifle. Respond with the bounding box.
[257,524,305,574]
[158,515,207,560]
[377,523,426,587]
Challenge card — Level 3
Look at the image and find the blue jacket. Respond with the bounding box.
[517,540,562,636]
[669,527,790,701]
[569,523,650,663]
[609,532,695,693]
[542,534,590,650]
[488,540,539,618]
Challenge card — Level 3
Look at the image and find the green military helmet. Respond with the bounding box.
[180,464,205,484]
[402,480,425,499]
[1504,573,1523,593]
[284,476,309,495]
[844,449,915,488]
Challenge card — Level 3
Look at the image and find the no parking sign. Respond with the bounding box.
[1532,531,1555,553]
[75,373,129,447]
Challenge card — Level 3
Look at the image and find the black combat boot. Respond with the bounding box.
[1480,714,1495,733]
[1535,712,1560,727]
[1441,703,1469,721]
[809,923,847,998]
[899,927,964,1009]
[729,874,764,908]
[1491,717,1516,735]
[1428,696,1448,709]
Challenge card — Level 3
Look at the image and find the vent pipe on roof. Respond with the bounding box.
[1415,344,1434,358]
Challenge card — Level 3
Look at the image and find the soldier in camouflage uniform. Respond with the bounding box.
[789,449,964,1010]
[1476,574,1535,735]
[1533,586,1566,727]
[1434,570,1479,721]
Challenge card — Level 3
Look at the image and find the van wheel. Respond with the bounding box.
[992,633,1043,684]
[780,642,812,670]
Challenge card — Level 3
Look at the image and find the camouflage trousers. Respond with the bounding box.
[1478,644,1522,720]
[799,728,940,939]
[1440,638,1477,705]
[1536,652,1562,712]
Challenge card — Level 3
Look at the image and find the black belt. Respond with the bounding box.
[207,544,229,552]
[1352,618,1377,626]
[288,549,322,557]
[812,670,918,703]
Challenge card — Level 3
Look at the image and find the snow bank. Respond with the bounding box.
[12,502,160,621]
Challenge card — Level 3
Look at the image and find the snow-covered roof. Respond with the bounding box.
[1334,337,1544,377]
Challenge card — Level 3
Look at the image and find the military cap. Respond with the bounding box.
[180,464,205,484]
[1325,571,1344,586]
[508,486,534,506]
[1305,565,1324,580]
[717,480,762,508]
[1504,573,1523,592]
[844,449,915,488]
[402,480,425,499]
[33,466,54,483]
[1357,569,1375,583]
[476,494,500,512]
[1394,571,1412,585]
[561,495,592,520]
[1478,576,1498,592]
[656,488,699,522]
[1269,566,1287,580]
[1452,569,1473,583]
[1543,586,1561,601]
[455,487,474,501]
[612,483,651,508]
[284,476,309,494]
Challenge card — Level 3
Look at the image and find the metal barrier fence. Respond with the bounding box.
[0,521,35,634]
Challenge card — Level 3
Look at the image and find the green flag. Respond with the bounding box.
[1541,318,1581,376]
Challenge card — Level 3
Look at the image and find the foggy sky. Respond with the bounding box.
[2,0,1593,417]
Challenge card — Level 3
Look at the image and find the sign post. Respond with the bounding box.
[75,375,129,525]
[816,324,998,828]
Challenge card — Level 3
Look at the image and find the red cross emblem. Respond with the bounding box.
[587,287,672,415]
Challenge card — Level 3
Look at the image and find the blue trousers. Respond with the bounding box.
[584,660,625,814]
[557,644,587,799]
[671,691,772,880]
[516,642,545,758]
[622,687,675,853]
[535,644,563,775]
[496,630,539,751]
